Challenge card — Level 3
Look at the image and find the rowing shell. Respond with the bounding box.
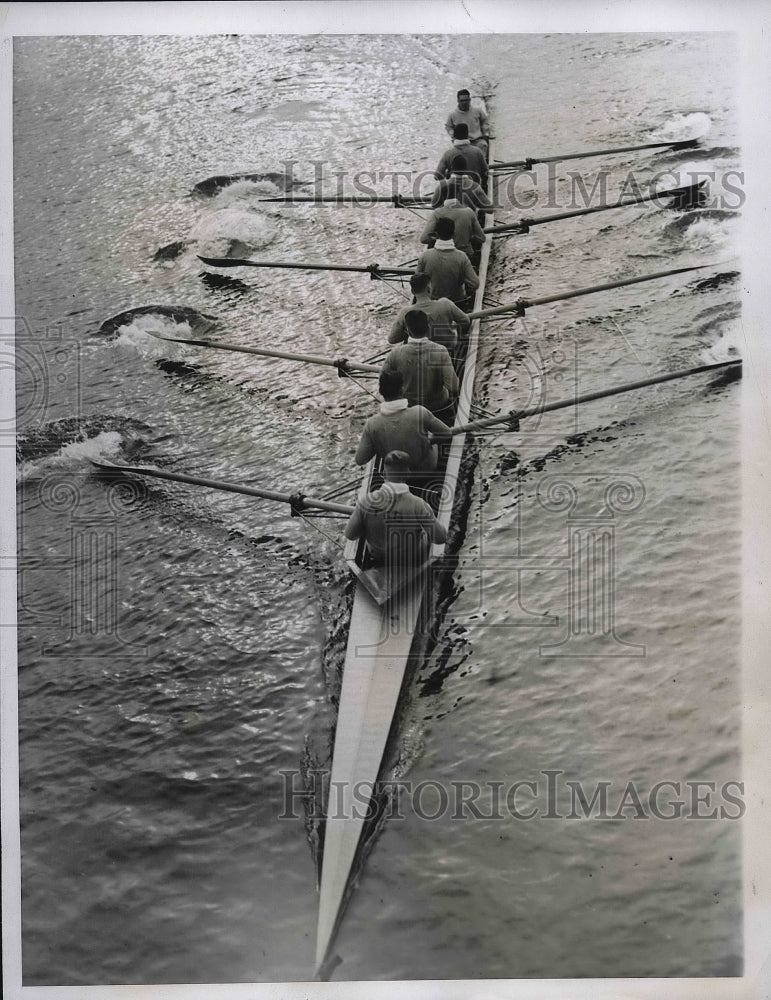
[315,125,497,972]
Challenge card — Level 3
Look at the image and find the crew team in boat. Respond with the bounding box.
[344,94,489,566]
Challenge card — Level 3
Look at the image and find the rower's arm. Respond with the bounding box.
[425,410,453,439]
[470,213,486,249]
[354,426,375,466]
[428,514,448,545]
[387,317,407,344]
[419,215,437,247]
[449,301,471,332]
[344,505,365,541]
[443,354,460,398]
[434,150,451,181]
[462,256,480,292]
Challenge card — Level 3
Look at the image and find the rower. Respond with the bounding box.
[344,450,447,567]
[445,88,490,158]
[432,155,493,216]
[434,123,488,187]
[419,181,486,266]
[388,273,470,359]
[354,370,451,488]
[380,309,459,424]
[415,217,479,311]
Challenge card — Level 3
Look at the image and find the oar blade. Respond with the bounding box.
[197,255,255,268]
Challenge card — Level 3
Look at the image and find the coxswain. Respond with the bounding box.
[415,217,479,310]
[354,370,451,492]
[445,89,490,158]
[420,181,486,264]
[432,155,493,215]
[434,123,488,187]
[344,450,448,567]
[380,309,459,423]
[389,273,470,358]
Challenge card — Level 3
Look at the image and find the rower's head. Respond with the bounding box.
[434,217,456,242]
[378,370,404,402]
[453,123,469,141]
[404,309,429,339]
[383,450,411,483]
[456,89,471,110]
[410,272,432,298]
[450,154,468,175]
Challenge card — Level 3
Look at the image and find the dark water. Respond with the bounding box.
[12,32,741,984]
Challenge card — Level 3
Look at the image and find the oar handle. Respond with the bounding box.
[91,461,355,515]
[433,359,741,438]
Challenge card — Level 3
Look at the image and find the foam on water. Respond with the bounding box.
[700,317,744,363]
[112,314,198,360]
[210,178,282,205]
[17,429,124,482]
[677,214,736,253]
[190,205,277,250]
[651,111,712,142]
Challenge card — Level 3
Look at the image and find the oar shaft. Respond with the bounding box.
[523,263,707,310]
[92,462,355,515]
[146,332,381,374]
[468,263,711,320]
[484,184,701,234]
[198,255,414,276]
[257,195,432,205]
[491,138,699,170]
[444,359,741,436]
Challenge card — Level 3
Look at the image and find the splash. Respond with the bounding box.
[663,210,737,254]
[17,429,125,483]
[191,206,277,253]
[111,313,199,361]
[651,112,712,143]
[700,318,743,365]
[677,215,735,254]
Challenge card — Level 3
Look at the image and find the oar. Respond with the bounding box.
[435,359,741,438]
[256,194,432,205]
[197,255,414,277]
[491,137,700,171]
[485,181,706,235]
[143,330,382,374]
[468,262,716,320]
[91,460,355,515]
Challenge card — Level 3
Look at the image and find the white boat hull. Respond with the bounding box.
[316,120,496,971]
